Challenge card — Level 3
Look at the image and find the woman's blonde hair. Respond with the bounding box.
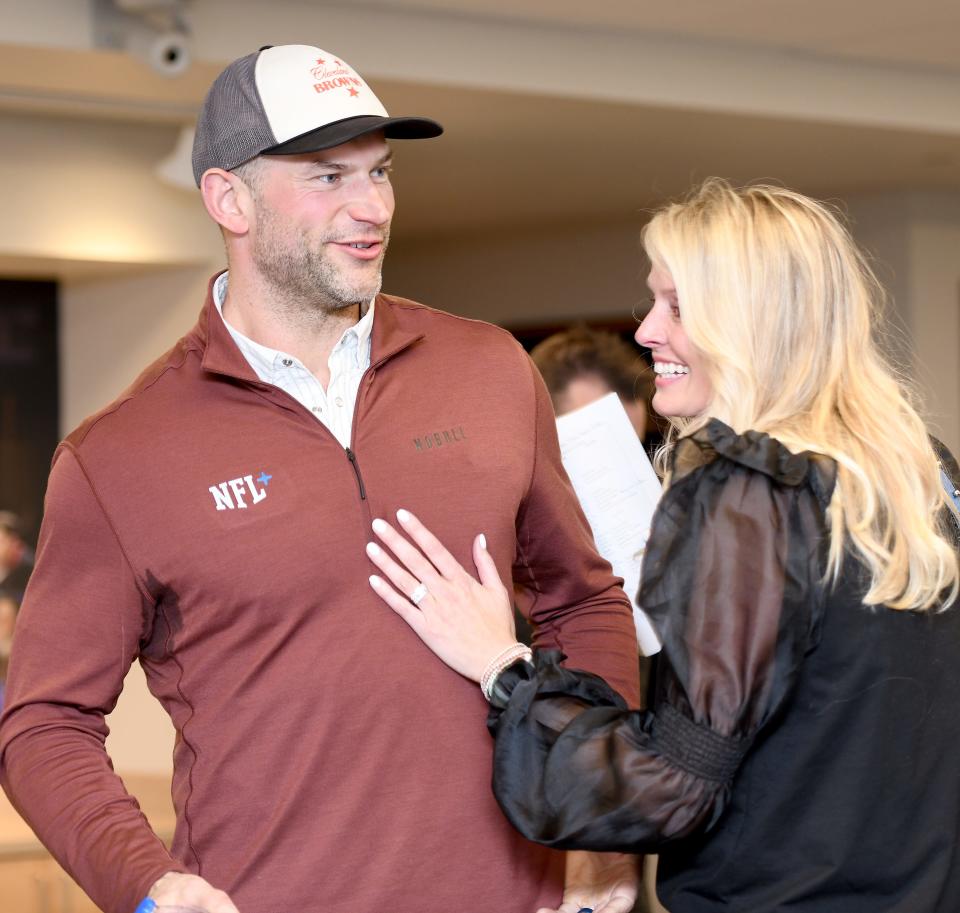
[642,178,958,611]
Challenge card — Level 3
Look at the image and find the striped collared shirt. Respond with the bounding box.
[213,272,374,449]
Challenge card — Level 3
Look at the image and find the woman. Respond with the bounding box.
[364,180,960,913]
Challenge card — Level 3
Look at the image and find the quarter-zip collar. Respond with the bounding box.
[195,271,425,387]
[368,291,425,368]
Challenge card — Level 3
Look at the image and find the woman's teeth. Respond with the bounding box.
[654,362,689,375]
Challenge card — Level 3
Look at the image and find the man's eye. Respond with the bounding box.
[316,173,339,184]
[372,166,392,181]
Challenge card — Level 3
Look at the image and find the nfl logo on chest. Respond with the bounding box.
[208,472,272,510]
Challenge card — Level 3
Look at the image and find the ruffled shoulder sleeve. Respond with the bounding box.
[641,420,833,733]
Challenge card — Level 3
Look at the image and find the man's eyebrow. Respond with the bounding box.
[308,151,394,171]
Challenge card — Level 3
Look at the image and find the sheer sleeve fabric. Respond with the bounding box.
[489,422,832,852]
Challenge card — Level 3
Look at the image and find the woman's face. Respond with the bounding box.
[635,265,712,418]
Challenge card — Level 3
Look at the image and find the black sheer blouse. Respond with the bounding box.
[488,420,835,850]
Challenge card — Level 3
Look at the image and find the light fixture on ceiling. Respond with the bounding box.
[155,124,197,191]
[92,0,192,78]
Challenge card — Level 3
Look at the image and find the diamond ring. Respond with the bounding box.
[409,582,429,606]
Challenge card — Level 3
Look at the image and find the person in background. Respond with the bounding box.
[531,325,666,913]
[364,178,960,913]
[0,593,18,713]
[531,325,655,444]
[0,512,32,605]
[0,44,641,913]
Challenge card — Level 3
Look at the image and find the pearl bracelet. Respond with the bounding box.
[481,643,533,702]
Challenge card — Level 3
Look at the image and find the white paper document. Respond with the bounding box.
[556,393,663,655]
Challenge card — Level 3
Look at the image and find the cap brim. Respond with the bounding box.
[263,115,443,156]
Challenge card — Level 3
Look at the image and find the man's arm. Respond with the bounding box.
[510,357,642,910]
[513,357,641,706]
[0,445,188,913]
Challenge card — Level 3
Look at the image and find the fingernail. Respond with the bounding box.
[366,542,381,557]
[372,518,387,533]
[478,533,487,550]
[369,574,383,588]
[396,508,411,523]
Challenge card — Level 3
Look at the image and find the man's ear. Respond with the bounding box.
[199,168,253,235]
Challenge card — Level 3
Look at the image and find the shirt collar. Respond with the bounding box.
[212,271,375,380]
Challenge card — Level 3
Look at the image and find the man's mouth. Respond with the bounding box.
[330,239,384,260]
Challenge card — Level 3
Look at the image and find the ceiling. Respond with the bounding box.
[349,0,960,74]
[2,0,960,241]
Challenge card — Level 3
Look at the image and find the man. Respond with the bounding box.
[0,45,640,913]
[531,325,654,442]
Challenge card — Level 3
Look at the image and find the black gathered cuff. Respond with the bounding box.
[488,657,536,708]
[650,703,752,783]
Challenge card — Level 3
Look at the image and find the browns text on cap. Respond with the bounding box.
[192,45,442,185]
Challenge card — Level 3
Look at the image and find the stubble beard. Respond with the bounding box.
[252,204,389,322]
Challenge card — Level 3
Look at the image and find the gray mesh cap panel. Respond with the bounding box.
[191,46,442,187]
[191,50,278,185]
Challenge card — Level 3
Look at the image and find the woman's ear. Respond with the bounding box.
[199,168,253,236]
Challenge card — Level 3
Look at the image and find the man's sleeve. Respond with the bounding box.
[513,357,641,707]
[0,445,185,913]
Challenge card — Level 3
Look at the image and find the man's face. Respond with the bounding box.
[247,132,395,312]
[0,596,16,641]
[555,374,647,442]
[0,528,22,571]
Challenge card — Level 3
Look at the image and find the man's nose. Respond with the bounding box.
[347,180,393,226]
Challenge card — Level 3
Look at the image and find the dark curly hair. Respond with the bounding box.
[530,325,653,411]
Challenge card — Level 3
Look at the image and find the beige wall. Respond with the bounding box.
[848,191,960,454]
[386,219,649,325]
[908,211,960,452]
[60,267,219,431]
[0,114,218,270]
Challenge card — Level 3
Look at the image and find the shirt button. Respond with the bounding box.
[335,396,344,407]
[281,358,293,367]
[312,406,322,413]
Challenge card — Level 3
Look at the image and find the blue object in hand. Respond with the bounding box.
[133,900,157,913]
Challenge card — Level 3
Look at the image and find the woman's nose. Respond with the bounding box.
[635,308,662,348]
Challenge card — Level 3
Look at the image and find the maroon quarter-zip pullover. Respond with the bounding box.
[0,279,640,913]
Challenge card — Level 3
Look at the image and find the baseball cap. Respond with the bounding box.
[191,44,443,185]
